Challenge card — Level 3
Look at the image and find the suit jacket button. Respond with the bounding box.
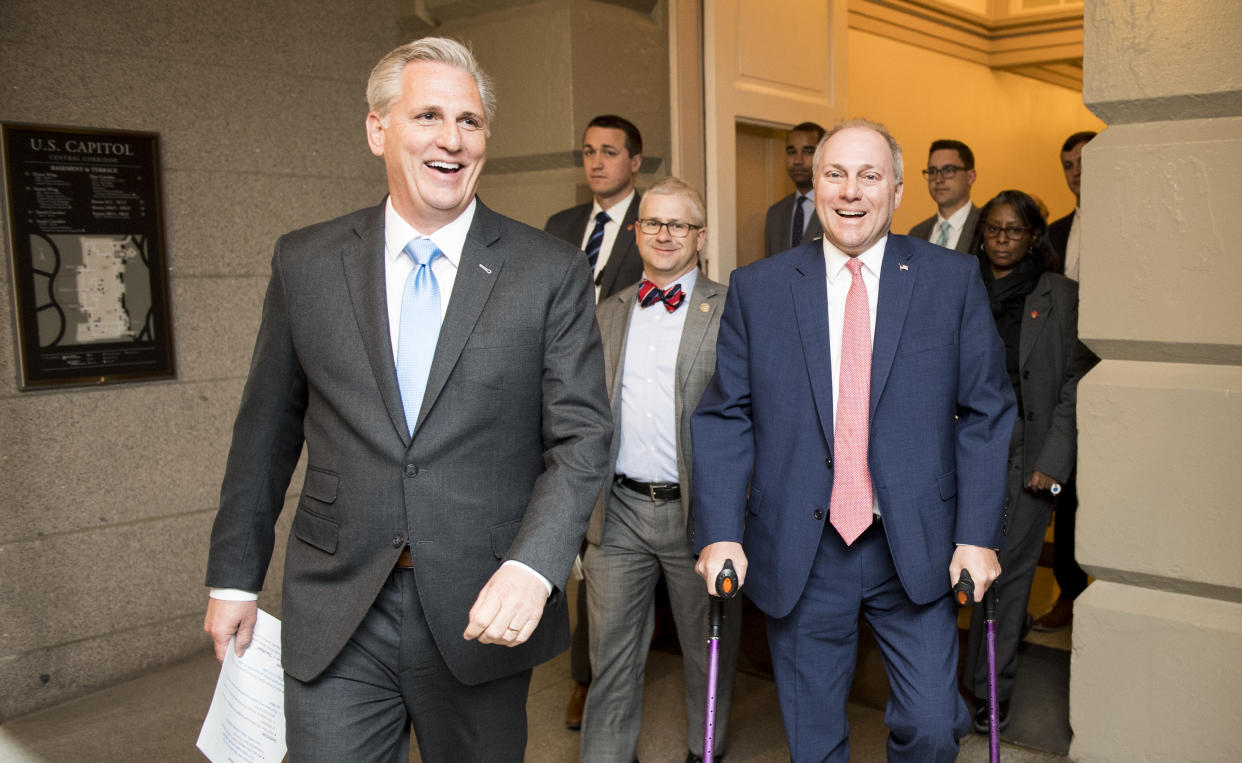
[404,464,418,477]
[1026,411,1035,421]
[825,457,833,468]
[813,509,824,520]
[1022,369,1031,380]
[392,534,404,548]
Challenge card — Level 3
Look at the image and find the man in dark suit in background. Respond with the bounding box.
[1034,129,1098,634]
[908,138,981,253]
[546,115,646,301]
[1047,130,1096,281]
[764,121,826,257]
[580,177,739,763]
[203,37,612,761]
[693,119,1015,760]
[544,114,645,728]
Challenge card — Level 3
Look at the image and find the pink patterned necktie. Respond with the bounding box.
[830,257,874,545]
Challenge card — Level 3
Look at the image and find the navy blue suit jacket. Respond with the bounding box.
[691,234,1015,617]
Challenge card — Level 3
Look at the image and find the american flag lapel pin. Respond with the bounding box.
[898,263,909,271]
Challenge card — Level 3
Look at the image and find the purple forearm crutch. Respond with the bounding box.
[955,569,1001,763]
[703,559,738,763]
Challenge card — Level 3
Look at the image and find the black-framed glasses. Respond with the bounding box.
[981,223,1032,239]
[637,219,702,237]
[921,165,966,180]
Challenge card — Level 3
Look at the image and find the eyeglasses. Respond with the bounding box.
[637,219,702,237]
[981,223,1032,239]
[921,165,966,180]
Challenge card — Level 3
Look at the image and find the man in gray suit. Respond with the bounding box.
[203,37,612,761]
[580,177,739,763]
[545,115,646,301]
[908,139,981,253]
[764,122,827,257]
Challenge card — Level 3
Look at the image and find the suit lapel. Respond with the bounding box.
[1020,275,1052,369]
[790,246,834,445]
[603,288,635,402]
[599,193,640,297]
[342,203,410,443]
[676,276,719,395]
[869,236,916,425]
[415,202,505,435]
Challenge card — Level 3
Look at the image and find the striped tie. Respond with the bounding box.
[584,210,610,271]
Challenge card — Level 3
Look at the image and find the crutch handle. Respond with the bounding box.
[714,559,739,600]
[953,569,975,606]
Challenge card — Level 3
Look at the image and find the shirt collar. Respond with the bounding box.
[936,201,973,229]
[797,188,816,203]
[824,235,887,284]
[591,189,636,221]
[384,196,475,267]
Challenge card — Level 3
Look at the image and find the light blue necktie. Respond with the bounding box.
[396,238,442,436]
[936,220,952,247]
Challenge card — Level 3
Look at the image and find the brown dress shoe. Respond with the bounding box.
[565,681,589,730]
[1033,597,1074,632]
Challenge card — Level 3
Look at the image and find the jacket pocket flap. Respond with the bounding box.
[292,506,339,554]
[302,467,339,503]
[936,470,957,501]
[489,519,522,560]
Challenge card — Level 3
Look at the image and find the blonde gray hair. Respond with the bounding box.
[366,37,496,132]
[812,118,904,184]
[640,176,707,227]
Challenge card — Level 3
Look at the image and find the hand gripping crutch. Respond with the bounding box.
[703,559,739,763]
[955,569,1000,763]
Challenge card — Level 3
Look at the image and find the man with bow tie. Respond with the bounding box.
[579,177,739,763]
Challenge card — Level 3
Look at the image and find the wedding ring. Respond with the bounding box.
[506,626,520,633]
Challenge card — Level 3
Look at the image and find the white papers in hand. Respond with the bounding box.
[196,609,286,763]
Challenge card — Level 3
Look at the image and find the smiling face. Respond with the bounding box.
[981,203,1036,278]
[635,192,706,288]
[926,147,975,213]
[813,126,903,257]
[583,126,641,208]
[365,60,487,232]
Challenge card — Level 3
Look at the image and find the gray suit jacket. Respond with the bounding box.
[586,274,726,546]
[1018,271,1097,484]
[544,194,644,299]
[764,192,823,257]
[908,204,982,254]
[206,200,612,685]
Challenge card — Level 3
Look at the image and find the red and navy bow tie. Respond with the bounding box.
[638,279,685,312]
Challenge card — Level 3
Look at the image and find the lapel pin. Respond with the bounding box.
[898,263,909,271]
[478,263,492,274]
[699,303,710,313]
[1030,310,1039,319]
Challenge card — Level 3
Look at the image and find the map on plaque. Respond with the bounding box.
[2,123,175,388]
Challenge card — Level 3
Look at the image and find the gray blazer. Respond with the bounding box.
[544,194,644,299]
[764,192,823,257]
[206,200,612,686]
[587,274,727,545]
[1018,271,1097,483]
[908,204,982,254]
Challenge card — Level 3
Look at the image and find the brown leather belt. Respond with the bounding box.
[616,475,680,501]
[396,546,414,569]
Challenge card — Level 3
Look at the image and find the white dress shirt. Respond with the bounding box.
[824,238,884,516]
[614,269,699,484]
[928,201,973,251]
[1064,207,1081,281]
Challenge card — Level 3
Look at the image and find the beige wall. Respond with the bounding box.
[0,0,400,719]
[1071,0,1242,759]
[847,28,1103,235]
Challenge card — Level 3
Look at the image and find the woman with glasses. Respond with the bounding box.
[963,190,1097,735]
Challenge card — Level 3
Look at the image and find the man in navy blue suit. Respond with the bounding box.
[692,119,1015,761]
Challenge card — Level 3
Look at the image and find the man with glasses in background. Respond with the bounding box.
[580,177,739,763]
[908,139,981,253]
